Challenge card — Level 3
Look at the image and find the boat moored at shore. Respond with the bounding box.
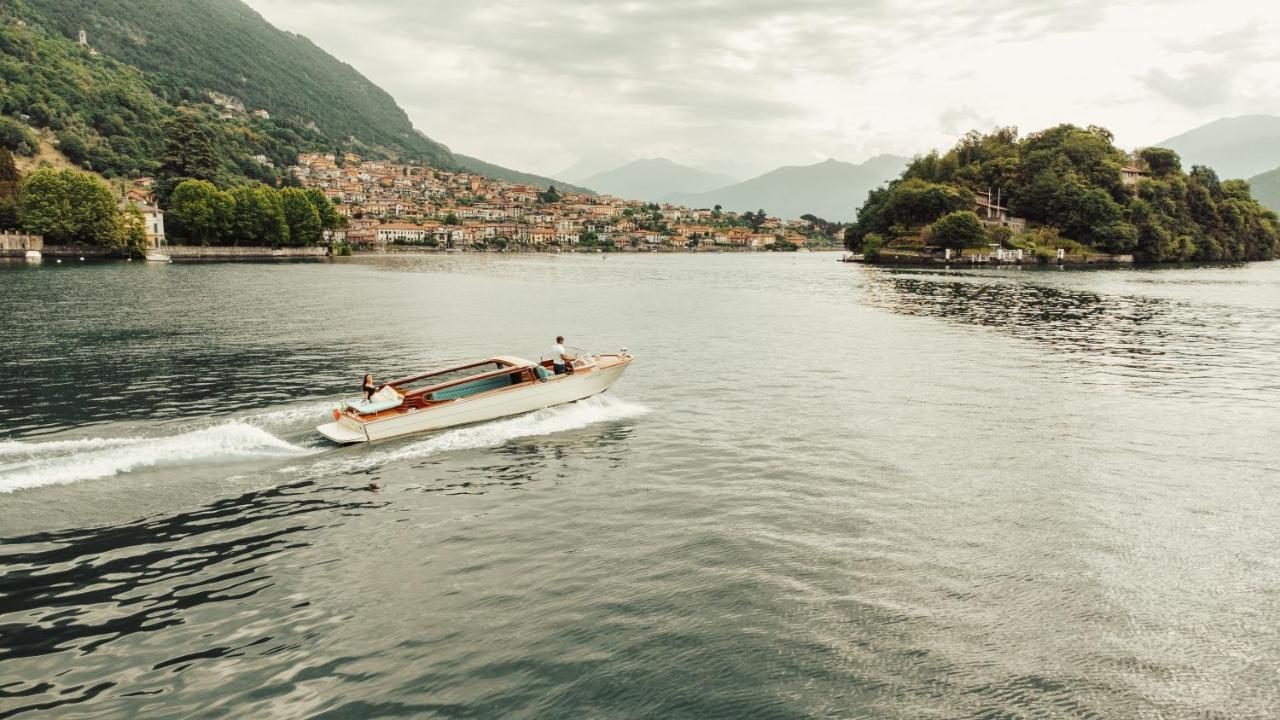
[317,351,633,444]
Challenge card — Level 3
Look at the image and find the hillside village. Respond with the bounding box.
[289,153,824,251]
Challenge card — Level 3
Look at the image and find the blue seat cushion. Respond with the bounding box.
[427,374,513,402]
[344,397,404,415]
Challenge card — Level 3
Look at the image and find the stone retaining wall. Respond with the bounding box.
[167,246,328,259]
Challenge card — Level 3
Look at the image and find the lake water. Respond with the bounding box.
[1,253,1278,718]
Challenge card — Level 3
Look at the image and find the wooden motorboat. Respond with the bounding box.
[316,351,633,444]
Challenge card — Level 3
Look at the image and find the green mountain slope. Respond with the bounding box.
[3,0,577,192]
[0,5,340,183]
[17,0,455,165]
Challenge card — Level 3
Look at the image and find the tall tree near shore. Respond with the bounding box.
[928,210,988,248]
[280,187,322,246]
[18,168,119,246]
[304,187,343,231]
[112,203,151,257]
[229,185,288,247]
[167,179,235,245]
[157,112,221,203]
[0,147,19,229]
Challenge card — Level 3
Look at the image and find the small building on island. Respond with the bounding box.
[1120,165,1151,186]
[974,189,1026,233]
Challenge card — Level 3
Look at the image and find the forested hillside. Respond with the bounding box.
[847,125,1280,262]
[0,0,580,193]
[14,0,454,165]
[0,10,332,183]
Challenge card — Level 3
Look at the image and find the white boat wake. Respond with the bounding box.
[0,421,316,493]
[0,395,647,493]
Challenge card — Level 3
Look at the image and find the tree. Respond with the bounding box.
[861,232,885,258]
[748,208,767,232]
[538,184,561,203]
[1139,147,1181,178]
[229,185,288,246]
[157,112,221,203]
[280,187,322,246]
[56,132,89,166]
[885,179,974,226]
[929,211,988,248]
[444,212,460,225]
[168,179,234,245]
[112,203,151,257]
[18,168,120,246]
[304,188,343,230]
[0,116,39,156]
[0,148,19,228]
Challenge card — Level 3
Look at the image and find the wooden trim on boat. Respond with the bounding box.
[386,358,521,388]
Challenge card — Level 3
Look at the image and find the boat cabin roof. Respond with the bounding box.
[490,355,535,369]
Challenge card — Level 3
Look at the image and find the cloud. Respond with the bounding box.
[241,0,1280,174]
[938,106,999,136]
[1142,65,1234,109]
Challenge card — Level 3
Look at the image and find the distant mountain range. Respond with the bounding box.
[555,153,630,185]
[1152,115,1280,180]
[581,158,736,202]
[664,156,910,222]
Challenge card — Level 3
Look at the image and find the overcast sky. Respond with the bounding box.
[242,0,1280,179]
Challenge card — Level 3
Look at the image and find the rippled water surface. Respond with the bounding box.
[1,254,1278,718]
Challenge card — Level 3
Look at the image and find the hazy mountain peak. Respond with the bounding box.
[1153,115,1280,179]
[662,155,909,221]
[581,158,736,202]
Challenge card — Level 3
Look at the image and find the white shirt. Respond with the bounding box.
[552,343,568,364]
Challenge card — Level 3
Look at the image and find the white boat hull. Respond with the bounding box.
[145,252,170,263]
[317,359,630,444]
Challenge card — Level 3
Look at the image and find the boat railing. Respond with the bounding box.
[387,358,516,389]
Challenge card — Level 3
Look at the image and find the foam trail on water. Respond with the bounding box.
[240,400,342,432]
[320,394,649,476]
[0,422,316,493]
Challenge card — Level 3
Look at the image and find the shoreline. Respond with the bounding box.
[5,245,846,262]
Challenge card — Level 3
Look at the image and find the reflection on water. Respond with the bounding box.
[861,267,1280,401]
[0,480,382,718]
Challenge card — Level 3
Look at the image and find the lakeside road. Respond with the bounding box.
[1,253,1278,718]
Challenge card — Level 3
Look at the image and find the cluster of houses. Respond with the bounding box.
[290,153,814,251]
